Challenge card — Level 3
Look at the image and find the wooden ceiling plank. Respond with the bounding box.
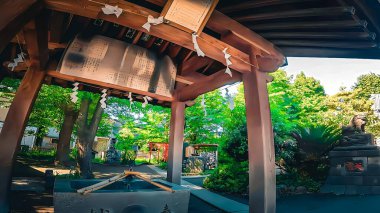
[260,31,376,40]
[234,6,356,22]
[49,11,68,43]
[0,0,43,53]
[250,19,368,31]
[145,37,157,49]
[158,41,170,55]
[281,46,380,59]
[176,69,242,101]
[168,44,182,58]
[220,0,319,13]
[44,0,251,73]
[132,31,143,44]
[272,39,377,49]
[116,27,127,39]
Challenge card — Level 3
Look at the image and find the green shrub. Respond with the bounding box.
[18,148,56,160]
[92,157,105,164]
[158,162,167,170]
[203,161,248,193]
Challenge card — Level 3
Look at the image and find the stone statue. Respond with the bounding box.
[340,114,374,146]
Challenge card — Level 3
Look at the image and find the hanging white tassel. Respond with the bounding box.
[101,4,123,18]
[8,52,26,71]
[100,89,107,109]
[225,88,235,110]
[70,82,79,103]
[128,92,133,108]
[192,33,205,57]
[201,94,207,116]
[142,15,164,32]
[222,48,232,77]
[142,96,152,108]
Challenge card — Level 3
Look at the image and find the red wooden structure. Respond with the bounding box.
[148,142,169,162]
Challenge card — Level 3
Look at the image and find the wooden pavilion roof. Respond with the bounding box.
[1,0,378,107]
[218,0,380,59]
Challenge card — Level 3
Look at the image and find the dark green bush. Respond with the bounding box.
[203,161,248,193]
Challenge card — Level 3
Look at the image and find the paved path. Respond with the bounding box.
[277,194,380,213]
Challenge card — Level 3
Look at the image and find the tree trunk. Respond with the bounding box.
[76,96,104,179]
[55,105,78,166]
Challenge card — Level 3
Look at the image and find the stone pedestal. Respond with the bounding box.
[321,145,380,195]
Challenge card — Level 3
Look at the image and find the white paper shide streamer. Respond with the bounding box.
[101,4,123,18]
[223,48,232,77]
[192,34,205,57]
[128,92,134,108]
[70,82,79,103]
[142,96,152,108]
[201,94,207,116]
[100,89,108,109]
[225,88,235,110]
[8,52,26,71]
[142,15,164,32]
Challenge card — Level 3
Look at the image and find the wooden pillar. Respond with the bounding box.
[243,52,276,213]
[0,12,48,211]
[167,101,185,184]
[0,68,45,210]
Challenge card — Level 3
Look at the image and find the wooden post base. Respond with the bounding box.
[167,101,185,185]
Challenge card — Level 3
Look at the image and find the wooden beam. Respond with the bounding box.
[207,11,285,69]
[250,19,367,31]
[132,31,143,44]
[0,68,45,212]
[220,0,319,13]
[180,55,212,75]
[234,6,356,22]
[0,11,49,211]
[175,76,194,85]
[0,0,43,53]
[132,0,285,65]
[167,101,185,185]
[167,44,182,59]
[44,0,251,73]
[221,31,283,72]
[158,41,170,55]
[23,11,49,69]
[145,37,156,49]
[177,69,241,101]
[243,53,276,213]
[49,10,69,43]
[259,31,376,40]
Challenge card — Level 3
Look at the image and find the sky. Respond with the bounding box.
[283,57,380,95]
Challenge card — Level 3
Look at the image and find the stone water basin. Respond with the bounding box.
[54,179,190,213]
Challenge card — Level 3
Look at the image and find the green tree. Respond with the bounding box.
[353,73,380,98]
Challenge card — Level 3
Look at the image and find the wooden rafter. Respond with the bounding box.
[44,0,252,73]
[0,0,43,53]
[135,0,285,70]
[219,0,319,13]
[233,6,356,22]
[207,11,285,72]
[176,69,241,101]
